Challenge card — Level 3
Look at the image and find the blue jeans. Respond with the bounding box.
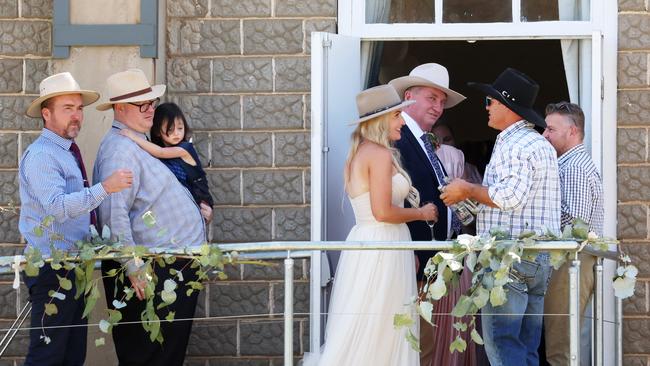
[481,253,552,366]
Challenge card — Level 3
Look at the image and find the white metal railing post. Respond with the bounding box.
[569,257,581,366]
[593,257,604,366]
[284,251,294,366]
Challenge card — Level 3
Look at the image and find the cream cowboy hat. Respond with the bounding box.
[389,63,466,108]
[350,84,415,125]
[26,72,100,118]
[96,69,166,111]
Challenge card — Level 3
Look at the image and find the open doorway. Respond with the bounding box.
[372,40,570,175]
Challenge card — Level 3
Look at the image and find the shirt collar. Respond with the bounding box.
[497,120,533,142]
[112,119,149,139]
[40,128,73,150]
[402,111,426,139]
[558,143,586,165]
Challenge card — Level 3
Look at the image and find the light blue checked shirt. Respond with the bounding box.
[558,144,604,236]
[93,120,205,251]
[477,120,561,238]
[19,128,108,255]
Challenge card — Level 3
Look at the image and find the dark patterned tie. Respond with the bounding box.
[419,134,463,236]
[70,142,97,227]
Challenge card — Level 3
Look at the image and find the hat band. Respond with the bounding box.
[359,101,402,119]
[110,87,153,102]
[499,89,517,103]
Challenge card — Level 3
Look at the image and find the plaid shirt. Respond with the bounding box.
[93,121,205,249]
[477,121,561,238]
[558,144,604,236]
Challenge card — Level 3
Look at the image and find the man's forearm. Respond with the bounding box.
[468,184,499,208]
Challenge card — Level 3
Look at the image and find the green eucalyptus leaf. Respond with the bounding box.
[95,337,105,347]
[101,225,111,240]
[428,276,447,301]
[48,290,66,301]
[417,302,433,325]
[472,286,490,309]
[33,226,43,237]
[393,313,415,328]
[470,328,484,345]
[44,303,58,316]
[489,286,507,307]
[165,311,175,323]
[451,295,473,318]
[142,211,157,228]
[453,322,467,332]
[99,319,111,333]
[449,336,467,353]
[466,251,477,272]
[405,329,421,353]
[57,275,72,291]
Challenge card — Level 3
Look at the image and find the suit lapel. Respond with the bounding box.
[401,125,437,180]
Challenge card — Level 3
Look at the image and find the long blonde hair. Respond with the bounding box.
[344,112,413,190]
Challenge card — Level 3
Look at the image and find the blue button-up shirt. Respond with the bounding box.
[19,128,108,255]
[93,120,205,250]
[477,120,561,238]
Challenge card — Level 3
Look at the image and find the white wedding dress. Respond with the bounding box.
[303,173,419,366]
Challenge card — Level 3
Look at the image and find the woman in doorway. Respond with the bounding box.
[302,85,437,365]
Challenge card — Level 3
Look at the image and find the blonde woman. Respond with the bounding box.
[303,85,438,365]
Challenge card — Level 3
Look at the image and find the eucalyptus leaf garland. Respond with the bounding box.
[395,219,635,354]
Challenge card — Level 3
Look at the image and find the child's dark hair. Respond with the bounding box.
[151,102,192,147]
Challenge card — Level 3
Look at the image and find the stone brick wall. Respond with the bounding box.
[166,0,335,363]
[618,1,650,364]
[0,0,52,364]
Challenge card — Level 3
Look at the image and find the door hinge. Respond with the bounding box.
[323,39,332,48]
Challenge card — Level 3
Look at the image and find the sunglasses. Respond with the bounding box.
[485,96,493,107]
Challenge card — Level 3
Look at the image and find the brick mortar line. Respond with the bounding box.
[168,15,335,20]
[169,54,310,59]
[617,163,650,166]
[0,18,52,21]
[196,129,311,133]
[617,87,650,91]
[203,167,310,171]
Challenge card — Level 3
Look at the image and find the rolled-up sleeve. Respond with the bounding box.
[21,150,108,223]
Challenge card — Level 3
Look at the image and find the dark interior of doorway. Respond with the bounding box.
[372,40,570,174]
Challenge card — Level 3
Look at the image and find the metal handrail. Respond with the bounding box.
[0,240,620,366]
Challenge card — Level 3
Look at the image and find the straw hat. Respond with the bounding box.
[389,63,466,108]
[468,68,546,128]
[350,84,415,125]
[26,72,100,118]
[96,69,166,111]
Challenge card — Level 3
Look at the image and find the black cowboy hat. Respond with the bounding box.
[467,68,546,128]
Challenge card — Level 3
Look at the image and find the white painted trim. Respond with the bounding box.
[512,0,521,24]
[434,0,442,24]
[309,31,325,355]
[347,22,597,39]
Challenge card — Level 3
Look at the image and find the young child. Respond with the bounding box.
[121,102,214,208]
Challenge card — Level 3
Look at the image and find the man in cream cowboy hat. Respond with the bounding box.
[93,69,211,365]
[441,68,560,366]
[388,63,467,365]
[19,72,133,365]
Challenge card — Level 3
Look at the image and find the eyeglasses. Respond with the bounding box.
[485,97,493,107]
[128,98,160,113]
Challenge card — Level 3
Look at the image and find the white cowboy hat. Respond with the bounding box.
[389,63,466,109]
[26,72,100,118]
[96,69,166,111]
[350,84,415,125]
